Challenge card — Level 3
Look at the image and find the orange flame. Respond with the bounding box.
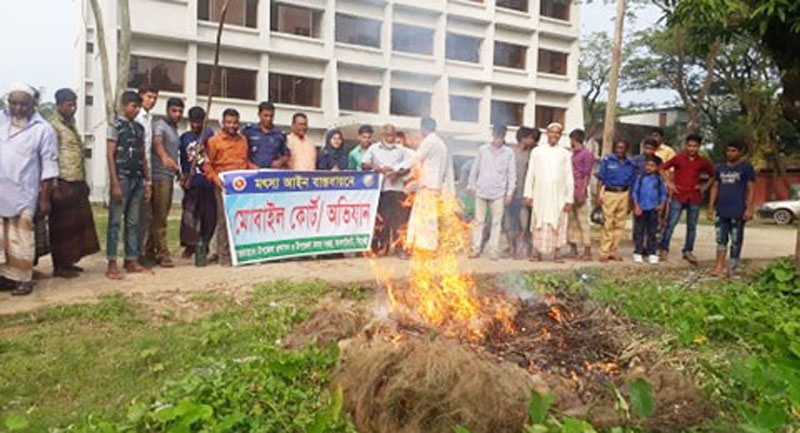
[371,185,516,341]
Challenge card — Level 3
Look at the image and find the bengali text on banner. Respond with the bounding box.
[219,170,383,266]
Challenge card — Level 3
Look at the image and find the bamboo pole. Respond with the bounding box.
[185,0,230,187]
[601,0,627,155]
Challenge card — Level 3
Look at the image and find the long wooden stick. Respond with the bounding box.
[185,0,230,187]
[601,0,626,155]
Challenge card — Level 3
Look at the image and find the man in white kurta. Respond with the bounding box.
[402,118,454,252]
[523,123,574,261]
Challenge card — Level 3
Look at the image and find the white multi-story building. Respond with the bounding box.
[73,0,583,199]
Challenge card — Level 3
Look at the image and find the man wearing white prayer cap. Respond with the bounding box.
[522,122,574,262]
[0,83,60,295]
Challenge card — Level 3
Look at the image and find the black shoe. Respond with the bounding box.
[53,267,81,279]
[11,282,33,296]
[0,277,16,291]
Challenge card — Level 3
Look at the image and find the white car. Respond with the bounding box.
[758,199,800,225]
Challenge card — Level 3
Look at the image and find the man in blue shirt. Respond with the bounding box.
[632,155,667,263]
[707,141,755,276]
[595,140,636,262]
[243,102,289,169]
[0,83,59,296]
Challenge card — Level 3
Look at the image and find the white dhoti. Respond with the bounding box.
[406,188,440,251]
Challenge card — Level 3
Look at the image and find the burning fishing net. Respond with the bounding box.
[335,324,544,433]
[287,189,711,432]
[373,191,517,341]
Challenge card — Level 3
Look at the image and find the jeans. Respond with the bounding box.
[107,176,143,260]
[146,178,174,261]
[634,209,659,256]
[715,217,745,266]
[660,199,699,253]
[473,197,505,256]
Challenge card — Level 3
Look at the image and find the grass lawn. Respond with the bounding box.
[1,262,798,432]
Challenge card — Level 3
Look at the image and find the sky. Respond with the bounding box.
[0,0,675,106]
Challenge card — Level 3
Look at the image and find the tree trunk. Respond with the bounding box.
[116,0,132,109]
[780,66,800,133]
[795,223,800,269]
[88,0,115,123]
[89,0,132,123]
[601,0,626,155]
[687,40,722,133]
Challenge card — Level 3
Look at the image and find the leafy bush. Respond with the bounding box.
[757,258,800,296]
[590,265,800,433]
[71,346,355,433]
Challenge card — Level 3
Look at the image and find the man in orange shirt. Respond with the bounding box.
[205,108,256,266]
[287,112,317,171]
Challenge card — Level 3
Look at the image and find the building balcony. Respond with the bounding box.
[269,32,326,60]
[538,15,578,40]
[535,72,576,95]
[492,66,532,88]
[334,42,386,69]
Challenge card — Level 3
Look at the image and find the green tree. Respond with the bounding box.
[671,0,800,130]
[580,32,612,137]
[580,31,634,138]
[669,0,800,264]
[623,24,720,134]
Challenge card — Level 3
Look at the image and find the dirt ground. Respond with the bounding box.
[0,223,794,316]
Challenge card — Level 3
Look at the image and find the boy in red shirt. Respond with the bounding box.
[659,134,714,265]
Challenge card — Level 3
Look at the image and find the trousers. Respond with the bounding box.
[599,190,629,256]
[634,209,659,256]
[473,197,504,256]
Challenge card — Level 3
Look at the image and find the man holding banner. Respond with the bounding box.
[362,124,412,256]
[205,109,256,266]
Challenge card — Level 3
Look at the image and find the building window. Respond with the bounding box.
[270,3,321,38]
[85,95,94,106]
[268,73,322,107]
[540,0,570,21]
[659,112,668,127]
[336,13,381,48]
[494,41,526,69]
[537,49,568,75]
[197,64,257,100]
[393,23,434,56]
[128,55,186,93]
[535,105,566,129]
[491,100,524,126]
[446,33,481,63]
[86,42,94,53]
[390,89,431,117]
[450,95,480,123]
[339,82,379,113]
[198,0,258,28]
[497,0,528,13]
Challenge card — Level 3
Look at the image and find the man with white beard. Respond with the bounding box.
[0,83,59,295]
[523,123,574,262]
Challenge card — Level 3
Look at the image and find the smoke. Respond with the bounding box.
[494,271,539,303]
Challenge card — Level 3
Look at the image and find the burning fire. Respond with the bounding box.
[371,188,516,341]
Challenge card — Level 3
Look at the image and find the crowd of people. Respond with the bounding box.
[0,82,755,296]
